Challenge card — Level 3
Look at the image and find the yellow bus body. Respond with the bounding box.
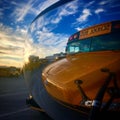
[42,51,120,106]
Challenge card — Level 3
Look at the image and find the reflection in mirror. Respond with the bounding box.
[23,0,120,120]
[24,0,78,70]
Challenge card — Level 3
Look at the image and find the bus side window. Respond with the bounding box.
[80,39,91,52]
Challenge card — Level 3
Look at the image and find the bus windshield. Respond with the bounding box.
[66,28,120,54]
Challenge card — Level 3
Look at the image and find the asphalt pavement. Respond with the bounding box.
[0,75,53,120]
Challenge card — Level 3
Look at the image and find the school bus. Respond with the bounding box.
[41,20,120,119]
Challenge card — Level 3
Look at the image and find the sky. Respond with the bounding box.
[0,0,120,68]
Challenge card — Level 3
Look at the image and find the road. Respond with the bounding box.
[0,75,53,120]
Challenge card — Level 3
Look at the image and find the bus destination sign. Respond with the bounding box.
[79,22,111,39]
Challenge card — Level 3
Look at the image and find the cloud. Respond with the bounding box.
[99,0,109,5]
[77,9,91,22]
[85,0,95,7]
[0,23,25,67]
[75,27,83,31]
[95,8,105,14]
[51,1,78,24]
[11,0,34,22]
[11,0,59,23]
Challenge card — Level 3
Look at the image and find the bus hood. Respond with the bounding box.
[43,51,120,85]
[42,51,120,105]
